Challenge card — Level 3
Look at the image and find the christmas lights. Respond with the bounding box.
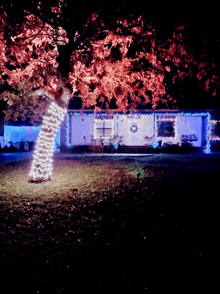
[29,102,66,182]
[152,113,157,148]
[94,116,114,139]
[63,110,213,153]
[65,113,71,146]
[205,112,211,153]
[155,114,177,142]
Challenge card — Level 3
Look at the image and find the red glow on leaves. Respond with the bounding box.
[205,79,210,91]
[212,89,217,97]
[69,17,218,111]
[0,11,218,113]
[0,13,68,90]
[131,26,143,34]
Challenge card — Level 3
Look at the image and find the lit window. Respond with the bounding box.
[94,118,113,139]
[211,120,220,140]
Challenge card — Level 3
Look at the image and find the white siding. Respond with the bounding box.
[177,116,202,147]
[141,115,154,145]
[116,115,128,145]
[70,115,94,145]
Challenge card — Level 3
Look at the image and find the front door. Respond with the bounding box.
[127,117,142,146]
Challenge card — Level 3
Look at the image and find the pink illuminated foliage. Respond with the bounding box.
[69,15,218,111]
[0,9,218,119]
[0,12,68,123]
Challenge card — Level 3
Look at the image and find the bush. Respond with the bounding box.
[161,143,180,154]
[0,145,18,153]
[211,140,220,151]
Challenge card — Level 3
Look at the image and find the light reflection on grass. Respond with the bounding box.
[0,158,148,208]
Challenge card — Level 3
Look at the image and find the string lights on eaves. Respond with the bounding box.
[64,110,213,154]
[29,102,66,183]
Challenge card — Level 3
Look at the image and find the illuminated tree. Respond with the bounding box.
[0,11,69,118]
[0,2,218,183]
[0,11,70,182]
[69,15,218,111]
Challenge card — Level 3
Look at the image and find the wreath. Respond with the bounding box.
[130,124,138,133]
[165,125,174,136]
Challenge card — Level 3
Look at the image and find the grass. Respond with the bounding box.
[1,153,220,293]
[0,158,145,207]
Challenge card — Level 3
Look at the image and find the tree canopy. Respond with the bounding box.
[0,8,68,123]
[0,0,219,124]
[69,14,218,111]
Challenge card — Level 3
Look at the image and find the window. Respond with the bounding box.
[157,121,175,137]
[94,118,113,139]
[211,120,220,139]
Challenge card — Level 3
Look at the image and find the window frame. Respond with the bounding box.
[94,117,114,139]
[157,120,175,138]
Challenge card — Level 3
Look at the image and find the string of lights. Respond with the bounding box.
[152,113,157,148]
[155,114,177,141]
[29,102,66,182]
[64,111,214,153]
[205,113,211,153]
[65,113,71,146]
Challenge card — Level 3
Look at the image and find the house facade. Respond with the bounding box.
[60,109,220,153]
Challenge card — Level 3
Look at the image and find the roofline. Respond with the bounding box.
[67,109,213,114]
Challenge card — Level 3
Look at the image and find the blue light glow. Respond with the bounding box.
[65,113,71,146]
[205,112,211,153]
[4,125,41,146]
[4,125,61,150]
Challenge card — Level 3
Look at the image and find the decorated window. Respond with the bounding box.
[157,120,175,137]
[211,120,220,140]
[94,118,114,139]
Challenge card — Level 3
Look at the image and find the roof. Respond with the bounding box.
[67,109,213,114]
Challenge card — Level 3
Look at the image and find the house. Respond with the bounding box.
[60,109,220,153]
[1,109,219,153]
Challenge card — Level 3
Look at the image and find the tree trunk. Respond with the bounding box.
[28,101,66,183]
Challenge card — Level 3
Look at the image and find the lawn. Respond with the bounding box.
[0,153,219,293]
